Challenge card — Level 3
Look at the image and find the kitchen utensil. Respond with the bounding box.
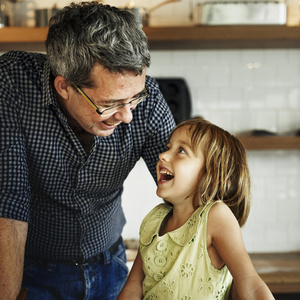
[124,0,181,27]
[35,7,59,27]
[0,0,5,28]
[124,5,148,27]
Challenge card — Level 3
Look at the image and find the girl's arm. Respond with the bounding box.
[207,202,274,300]
[117,250,145,300]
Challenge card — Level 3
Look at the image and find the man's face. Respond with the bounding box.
[66,64,146,137]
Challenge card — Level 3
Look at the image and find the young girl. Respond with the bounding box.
[118,117,274,300]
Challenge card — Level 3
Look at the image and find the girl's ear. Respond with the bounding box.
[54,76,71,100]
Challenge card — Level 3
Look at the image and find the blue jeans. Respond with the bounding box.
[22,241,128,300]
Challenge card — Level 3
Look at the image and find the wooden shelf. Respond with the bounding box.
[0,25,299,50]
[238,136,300,150]
[0,27,48,43]
[144,25,300,49]
[250,252,300,293]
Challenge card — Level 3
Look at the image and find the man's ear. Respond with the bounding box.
[54,76,72,100]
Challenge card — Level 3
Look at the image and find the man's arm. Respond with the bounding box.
[0,217,28,300]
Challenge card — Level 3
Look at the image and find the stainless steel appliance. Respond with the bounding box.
[35,8,59,27]
[123,0,180,27]
[155,78,191,124]
[192,0,287,25]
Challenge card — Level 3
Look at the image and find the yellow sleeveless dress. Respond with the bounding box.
[139,201,232,300]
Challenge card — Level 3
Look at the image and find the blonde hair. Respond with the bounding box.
[169,117,250,227]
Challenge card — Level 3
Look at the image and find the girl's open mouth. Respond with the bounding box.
[159,168,174,182]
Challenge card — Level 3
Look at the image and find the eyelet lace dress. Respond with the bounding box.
[139,201,232,300]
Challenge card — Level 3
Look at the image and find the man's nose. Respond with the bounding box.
[113,105,133,124]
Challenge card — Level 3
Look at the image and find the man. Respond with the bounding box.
[0,2,175,299]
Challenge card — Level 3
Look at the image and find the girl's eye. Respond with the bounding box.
[179,147,186,154]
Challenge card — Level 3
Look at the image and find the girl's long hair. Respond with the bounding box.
[169,117,251,227]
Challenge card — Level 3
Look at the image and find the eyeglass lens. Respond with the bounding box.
[101,90,148,116]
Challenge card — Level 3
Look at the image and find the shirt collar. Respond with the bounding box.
[41,61,57,108]
[140,203,208,247]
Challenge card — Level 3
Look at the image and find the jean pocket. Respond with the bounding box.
[112,243,128,274]
[24,258,57,275]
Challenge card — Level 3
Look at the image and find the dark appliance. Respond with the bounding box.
[155,78,191,124]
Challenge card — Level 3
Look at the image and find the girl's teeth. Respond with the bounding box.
[160,170,173,176]
[160,169,174,181]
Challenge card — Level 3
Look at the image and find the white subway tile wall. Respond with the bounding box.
[123,49,300,253]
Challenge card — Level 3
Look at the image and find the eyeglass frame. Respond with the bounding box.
[71,82,149,117]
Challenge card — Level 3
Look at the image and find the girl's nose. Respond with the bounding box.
[159,149,170,162]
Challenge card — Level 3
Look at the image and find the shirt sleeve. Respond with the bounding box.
[0,65,31,222]
[141,77,176,182]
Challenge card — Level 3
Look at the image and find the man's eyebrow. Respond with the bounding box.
[98,88,145,105]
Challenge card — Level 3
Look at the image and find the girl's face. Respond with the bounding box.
[156,126,205,207]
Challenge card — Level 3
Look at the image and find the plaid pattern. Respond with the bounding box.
[0,51,175,261]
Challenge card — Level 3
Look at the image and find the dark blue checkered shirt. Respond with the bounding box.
[0,51,175,262]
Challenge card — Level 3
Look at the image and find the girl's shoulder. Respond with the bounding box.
[209,200,229,212]
[208,201,236,222]
[207,201,241,243]
[200,200,228,219]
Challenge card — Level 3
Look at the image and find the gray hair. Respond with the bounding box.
[45,1,151,87]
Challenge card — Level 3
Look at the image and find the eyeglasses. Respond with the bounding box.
[71,82,149,117]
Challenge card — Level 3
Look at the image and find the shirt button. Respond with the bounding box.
[156,241,168,251]
[154,255,167,267]
[153,273,163,282]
